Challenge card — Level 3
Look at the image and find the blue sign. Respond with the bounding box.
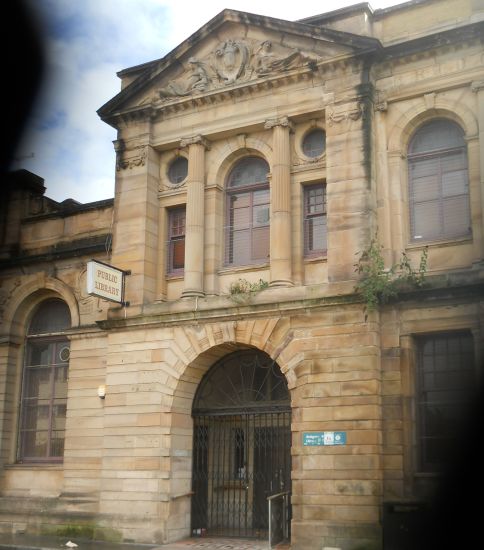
[303,431,347,446]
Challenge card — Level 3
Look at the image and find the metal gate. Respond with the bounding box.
[191,350,291,539]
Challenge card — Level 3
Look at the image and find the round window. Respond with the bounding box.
[59,346,70,362]
[168,156,188,184]
[302,128,326,158]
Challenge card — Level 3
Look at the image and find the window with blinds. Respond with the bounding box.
[167,206,186,274]
[303,183,327,257]
[408,119,471,243]
[225,157,270,267]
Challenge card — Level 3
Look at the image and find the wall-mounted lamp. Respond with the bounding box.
[97,385,106,399]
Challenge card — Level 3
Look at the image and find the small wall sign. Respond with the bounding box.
[303,432,347,446]
[86,260,129,305]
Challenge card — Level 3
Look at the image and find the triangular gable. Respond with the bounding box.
[98,9,381,124]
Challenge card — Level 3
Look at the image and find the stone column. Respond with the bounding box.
[180,135,209,298]
[265,116,293,287]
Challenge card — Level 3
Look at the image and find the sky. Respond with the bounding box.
[12,0,404,204]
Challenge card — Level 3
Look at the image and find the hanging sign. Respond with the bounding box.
[86,260,129,305]
[303,431,347,446]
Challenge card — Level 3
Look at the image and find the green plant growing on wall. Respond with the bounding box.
[354,237,428,316]
[228,278,269,303]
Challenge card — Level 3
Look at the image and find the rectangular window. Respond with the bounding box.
[167,207,185,274]
[416,332,475,473]
[303,183,327,257]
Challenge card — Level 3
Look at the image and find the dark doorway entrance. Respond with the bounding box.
[191,350,291,540]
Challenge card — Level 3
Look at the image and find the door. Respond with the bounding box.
[191,350,291,540]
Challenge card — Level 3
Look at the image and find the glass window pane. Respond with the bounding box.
[442,196,470,237]
[22,430,48,458]
[168,157,188,184]
[306,217,327,253]
[409,119,465,154]
[171,239,185,270]
[417,333,475,472]
[50,432,65,457]
[29,300,70,334]
[230,229,250,265]
[252,226,269,261]
[232,205,250,228]
[442,168,468,197]
[228,157,269,188]
[302,129,326,158]
[410,160,440,202]
[28,342,52,366]
[412,201,440,239]
[253,188,270,205]
[253,205,269,227]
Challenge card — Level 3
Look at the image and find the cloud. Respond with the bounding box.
[12,0,402,203]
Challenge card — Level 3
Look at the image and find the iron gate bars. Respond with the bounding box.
[191,350,291,539]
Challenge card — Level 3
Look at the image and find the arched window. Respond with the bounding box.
[408,119,471,243]
[225,157,270,266]
[18,299,70,462]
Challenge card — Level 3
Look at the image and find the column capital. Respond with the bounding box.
[180,134,211,150]
[264,116,294,131]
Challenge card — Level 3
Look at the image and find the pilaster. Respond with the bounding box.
[110,142,160,305]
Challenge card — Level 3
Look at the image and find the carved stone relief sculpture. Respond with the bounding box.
[155,38,321,102]
[114,140,148,171]
[158,57,211,98]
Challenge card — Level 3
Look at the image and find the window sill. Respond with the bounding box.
[218,263,270,275]
[304,254,327,264]
[407,235,472,250]
[5,462,63,469]
[166,273,184,281]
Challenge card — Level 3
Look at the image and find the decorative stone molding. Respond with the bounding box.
[374,92,388,112]
[471,80,484,93]
[264,116,294,131]
[424,92,437,109]
[114,139,150,171]
[180,135,211,150]
[327,102,364,125]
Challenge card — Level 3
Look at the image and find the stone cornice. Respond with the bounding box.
[103,67,320,128]
[98,269,484,331]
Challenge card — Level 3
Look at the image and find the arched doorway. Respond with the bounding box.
[191,349,291,540]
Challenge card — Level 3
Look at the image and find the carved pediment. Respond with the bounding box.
[154,39,321,102]
[98,9,381,126]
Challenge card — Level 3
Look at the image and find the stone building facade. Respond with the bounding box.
[1,1,484,548]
